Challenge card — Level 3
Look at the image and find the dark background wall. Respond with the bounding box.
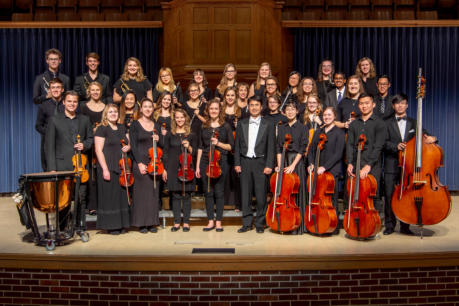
[293,27,459,190]
[0,27,160,192]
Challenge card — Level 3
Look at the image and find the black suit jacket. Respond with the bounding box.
[234,117,275,169]
[384,116,416,174]
[74,72,112,103]
[324,88,346,109]
[45,112,93,171]
[33,70,71,105]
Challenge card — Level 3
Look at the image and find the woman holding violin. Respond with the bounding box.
[336,75,364,129]
[129,98,162,233]
[118,90,138,132]
[307,107,345,235]
[297,77,319,118]
[183,82,207,142]
[275,102,308,233]
[162,109,196,232]
[153,91,174,134]
[196,99,234,232]
[94,104,131,235]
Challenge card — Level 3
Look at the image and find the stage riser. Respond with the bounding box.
[1,267,459,305]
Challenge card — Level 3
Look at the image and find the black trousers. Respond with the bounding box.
[384,172,410,231]
[40,136,47,171]
[240,157,268,228]
[171,192,191,224]
[200,159,228,221]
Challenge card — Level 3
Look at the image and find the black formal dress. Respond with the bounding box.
[94,124,130,231]
[307,126,346,216]
[183,101,206,158]
[383,115,420,232]
[234,116,276,229]
[224,114,241,209]
[74,72,112,103]
[251,84,265,99]
[35,98,64,170]
[114,78,152,104]
[336,98,361,123]
[346,113,388,212]
[129,120,161,228]
[163,132,197,224]
[198,123,234,221]
[361,77,378,97]
[33,70,70,105]
[80,103,104,212]
[276,121,308,233]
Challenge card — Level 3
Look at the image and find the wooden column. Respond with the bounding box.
[161,0,288,90]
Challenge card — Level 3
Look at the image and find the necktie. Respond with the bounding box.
[380,98,385,114]
[396,116,406,121]
[337,91,342,103]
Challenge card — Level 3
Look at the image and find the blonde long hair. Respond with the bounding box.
[100,104,120,127]
[155,67,177,93]
[222,87,241,119]
[153,91,174,121]
[202,99,226,128]
[302,95,323,125]
[216,63,237,96]
[254,62,272,90]
[297,77,318,103]
[171,108,191,137]
[355,57,377,79]
[121,57,146,82]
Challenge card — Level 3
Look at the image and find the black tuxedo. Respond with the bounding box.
[383,115,417,231]
[234,117,276,228]
[74,72,112,103]
[45,112,93,171]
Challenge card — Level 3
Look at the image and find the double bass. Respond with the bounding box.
[344,134,381,239]
[119,139,133,206]
[391,68,451,232]
[206,129,221,192]
[305,133,337,234]
[265,134,301,233]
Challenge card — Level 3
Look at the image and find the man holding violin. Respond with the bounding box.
[234,96,276,234]
[383,93,436,235]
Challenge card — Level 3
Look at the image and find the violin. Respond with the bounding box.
[119,139,133,206]
[206,129,221,192]
[72,134,89,183]
[305,109,321,155]
[265,134,301,233]
[178,135,194,196]
[305,133,337,234]
[391,69,451,231]
[147,125,164,188]
[343,134,381,239]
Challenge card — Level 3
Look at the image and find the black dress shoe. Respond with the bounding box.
[237,226,252,233]
[139,227,148,234]
[400,227,414,235]
[149,226,158,233]
[203,226,215,232]
[182,226,190,232]
[256,227,264,234]
[383,228,394,235]
[171,226,180,232]
[108,230,121,235]
[216,227,224,232]
[332,228,340,235]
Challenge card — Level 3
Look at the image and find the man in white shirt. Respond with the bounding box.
[325,72,346,109]
[234,96,276,233]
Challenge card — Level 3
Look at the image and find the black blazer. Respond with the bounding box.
[384,116,416,174]
[234,117,275,169]
[45,112,93,171]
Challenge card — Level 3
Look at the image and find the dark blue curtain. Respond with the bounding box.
[293,27,459,190]
[0,28,160,192]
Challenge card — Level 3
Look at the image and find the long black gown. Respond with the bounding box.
[129,120,161,227]
[94,124,131,231]
[80,103,104,212]
[224,114,241,209]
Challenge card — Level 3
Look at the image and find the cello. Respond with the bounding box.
[391,68,451,233]
[178,135,194,196]
[265,134,301,233]
[206,129,221,192]
[305,133,337,234]
[72,134,89,183]
[147,126,164,188]
[119,139,133,206]
[343,134,381,239]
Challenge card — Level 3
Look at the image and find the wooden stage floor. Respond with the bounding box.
[0,196,458,271]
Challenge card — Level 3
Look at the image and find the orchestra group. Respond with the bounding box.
[34,48,440,238]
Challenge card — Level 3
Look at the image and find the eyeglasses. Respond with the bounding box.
[266,83,276,86]
[48,57,60,61]
[190,89,199,93]
[226,70,236,73]
[378,83,389,86]
[160,74,170,78]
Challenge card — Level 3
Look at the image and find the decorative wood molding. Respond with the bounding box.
[0,21,163,29]
[1,252,459,271]
[282,20,459,28]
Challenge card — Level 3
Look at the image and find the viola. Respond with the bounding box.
[72,134,89,183]
[343,134,381,239]
[178,135,194,196]
[265,134,301,233]
[305,133,337,234]
[391,69,451,231]
[206,129,221,192]
[147,126,164,188]
[119,139,133,206]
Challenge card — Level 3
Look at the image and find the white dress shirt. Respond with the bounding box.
[247,116,261,158]
[396,116,407,142]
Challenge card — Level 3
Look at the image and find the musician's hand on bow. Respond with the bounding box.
[210,136,218,146]
[182,140,189,148]
[347,164,355,177]
[153,134,159,142]
[307,165,314,174]
[74,143,84,151]
[121,144,130,153]
[397,142,406,151]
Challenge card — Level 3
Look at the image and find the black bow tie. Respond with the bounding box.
[396,116,406,121]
